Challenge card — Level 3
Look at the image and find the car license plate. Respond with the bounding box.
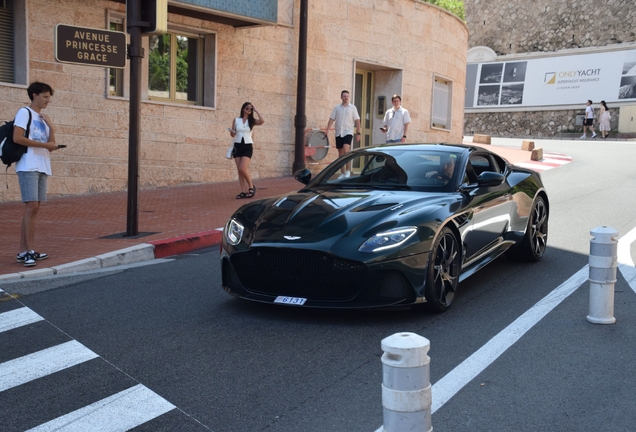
[274,296,307,306]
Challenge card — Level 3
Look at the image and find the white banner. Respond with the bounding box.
[465,49,636,108]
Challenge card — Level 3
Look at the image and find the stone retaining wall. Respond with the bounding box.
[464,0,636,56]
[464,108,619,138]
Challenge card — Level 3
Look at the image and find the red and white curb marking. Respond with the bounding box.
[514,152,573,172]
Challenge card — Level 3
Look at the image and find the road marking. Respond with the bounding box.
[515,152,573,172]
[0,340,99,392]
[0,307,44,333]
[26,384,175,432]
[431,266,589,413]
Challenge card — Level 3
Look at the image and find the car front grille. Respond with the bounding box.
[230,248,367,300]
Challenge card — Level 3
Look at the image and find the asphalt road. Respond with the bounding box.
[1,138,636,432]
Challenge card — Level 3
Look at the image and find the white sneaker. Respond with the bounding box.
[580,135,586,139]
[337,173,346,179]
[344,171,351,178]
[591,133,597,138]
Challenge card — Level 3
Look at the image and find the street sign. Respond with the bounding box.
[55,24,127,68]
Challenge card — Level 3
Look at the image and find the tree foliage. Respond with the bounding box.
[424,0,465,20]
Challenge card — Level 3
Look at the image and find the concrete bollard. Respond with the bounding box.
[587,226,618,324]
[530,147,543,161]
[380,332,432,432]
[521,140,535,151]
[473,134,491,144]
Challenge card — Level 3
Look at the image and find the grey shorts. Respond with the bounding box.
[17,171,48,202]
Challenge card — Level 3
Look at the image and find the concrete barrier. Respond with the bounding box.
[521,140,535,151]
[379,332,432,432]
[531,147,543,161]
[587,226,618,324]
[473,134,491,144]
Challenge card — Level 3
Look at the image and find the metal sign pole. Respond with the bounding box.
[126,0,143,236]
[292,0,308,174]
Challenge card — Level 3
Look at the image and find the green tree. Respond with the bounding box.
[424,0,465,20]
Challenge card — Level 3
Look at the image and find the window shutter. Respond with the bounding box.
[0,1,14,83]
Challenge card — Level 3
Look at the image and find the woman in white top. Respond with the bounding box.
[228,102,265,199]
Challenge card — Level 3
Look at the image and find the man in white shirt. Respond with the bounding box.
[326,90,362,177]
[580,99,597,139]
[381,94,411,143]
[13,82,60,267]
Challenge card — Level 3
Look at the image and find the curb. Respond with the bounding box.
[0,229,224,283]
[149,229,223,258]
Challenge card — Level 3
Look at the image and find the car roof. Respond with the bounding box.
[356,142,483,154]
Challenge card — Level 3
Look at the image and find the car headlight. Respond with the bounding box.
[359,226,418,253]
[225,218,244,245]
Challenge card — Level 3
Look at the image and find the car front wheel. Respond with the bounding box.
[424,227,461,312]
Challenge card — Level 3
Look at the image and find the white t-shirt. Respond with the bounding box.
[585,105,594,119]
[382,107,411,141]
[14,107,51,175]
[329,104,360,137]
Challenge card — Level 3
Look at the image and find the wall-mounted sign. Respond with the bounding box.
[465,49,636,108]
[55,24,127,69]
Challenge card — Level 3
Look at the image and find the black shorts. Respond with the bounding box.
[335,135,353,149]
[584,118,594,126]
[233,140,253,158]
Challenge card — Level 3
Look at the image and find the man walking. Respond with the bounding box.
[13,82,59,267]
[580,100,597,139]
[381,94,411,143]
[326,90,361,178]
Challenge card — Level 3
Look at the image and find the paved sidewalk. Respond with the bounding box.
[0,176,300,280]
[0,139,540,281]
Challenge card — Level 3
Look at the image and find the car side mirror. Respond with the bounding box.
[477,171,505,187]
[294,168,312,185]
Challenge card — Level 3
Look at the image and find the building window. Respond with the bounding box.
[0,0,15,83]
[148,32,203,104]
[109,17,125,97]
[432,76,453,130]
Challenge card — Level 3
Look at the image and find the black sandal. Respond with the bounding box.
[247,186,256,198]
[236,192,248,199]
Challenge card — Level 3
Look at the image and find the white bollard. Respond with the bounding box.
[380,332,432,432]
[587,226,618,324]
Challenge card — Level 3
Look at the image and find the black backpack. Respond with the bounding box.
[0,108,32,168]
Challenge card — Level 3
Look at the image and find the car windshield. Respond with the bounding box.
[310,148,463,191]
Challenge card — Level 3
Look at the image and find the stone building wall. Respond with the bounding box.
[463,0,636,138]
[0,0,468,202]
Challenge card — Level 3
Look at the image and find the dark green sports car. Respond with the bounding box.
[221,143,548,312]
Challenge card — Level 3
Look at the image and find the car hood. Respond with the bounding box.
[237,189,456,246]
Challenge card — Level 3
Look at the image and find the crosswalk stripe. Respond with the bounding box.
[0,340,99,392]
[26,384,176,432]
[0,308,44,333]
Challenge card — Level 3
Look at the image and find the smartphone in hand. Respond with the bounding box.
[57,144,67,148]
[227,128,236,133]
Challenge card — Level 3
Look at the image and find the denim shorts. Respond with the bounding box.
[17,171,48,202]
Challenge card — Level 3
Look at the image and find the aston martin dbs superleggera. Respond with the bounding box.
[221,143,548,312]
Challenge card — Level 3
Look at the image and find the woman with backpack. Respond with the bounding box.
[13,82,61,267]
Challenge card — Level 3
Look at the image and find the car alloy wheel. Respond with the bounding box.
[529,196,548,260]
[425,227,460,312]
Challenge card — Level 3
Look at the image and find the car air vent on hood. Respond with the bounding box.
[351,203,399,212]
